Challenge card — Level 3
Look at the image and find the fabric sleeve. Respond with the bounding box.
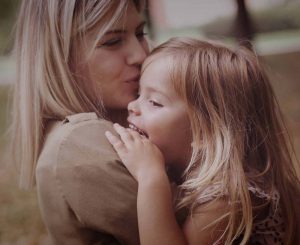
[56,121,139,245]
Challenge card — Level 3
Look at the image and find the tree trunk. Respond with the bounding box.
[144,0,155,39]
[234,0,255,49]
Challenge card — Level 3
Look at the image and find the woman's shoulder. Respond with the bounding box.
[37,112,118,172]
[48,112,114,140]
[36,112,132,197]
[50,112,113,145]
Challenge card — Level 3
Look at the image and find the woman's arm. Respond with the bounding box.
[106,123,230,245]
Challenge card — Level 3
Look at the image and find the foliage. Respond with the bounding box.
[0,85,10,148]
[0,0,20,54]
[202,2,300,38]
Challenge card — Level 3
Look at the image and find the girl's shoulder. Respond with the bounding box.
[248,182,285,244]
[195,180,285,244]
[195,172,280,205]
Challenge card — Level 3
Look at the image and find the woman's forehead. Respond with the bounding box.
[111,2,144,30]
[88,3,143,40]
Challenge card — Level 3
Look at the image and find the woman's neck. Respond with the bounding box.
[106,109,129,127]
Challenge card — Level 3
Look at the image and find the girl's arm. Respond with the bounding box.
[105,123,228,245]
[106,123,186,245]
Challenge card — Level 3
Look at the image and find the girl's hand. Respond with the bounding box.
[105,123,165,183]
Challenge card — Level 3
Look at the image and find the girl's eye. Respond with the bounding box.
[136,31,147,41]
[99,38,123,48]
[149,100,162,107]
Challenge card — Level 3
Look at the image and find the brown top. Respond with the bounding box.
[195,181,287,244]
[36,113,139,245]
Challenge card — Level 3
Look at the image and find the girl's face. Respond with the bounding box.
[127,56,192,172]
[78,1,149,110]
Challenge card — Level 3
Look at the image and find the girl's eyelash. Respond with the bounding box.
[149,100,162,107]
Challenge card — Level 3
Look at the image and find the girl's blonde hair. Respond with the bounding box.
[150,37,300,244]
[12,0,145,189]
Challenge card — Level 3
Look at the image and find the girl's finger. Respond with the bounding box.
[105,131,126,153]
[113,123,134,145]
[127,128,143,141]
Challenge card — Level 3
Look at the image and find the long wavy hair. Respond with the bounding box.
[11,0,145,189]
[149,37,300,244]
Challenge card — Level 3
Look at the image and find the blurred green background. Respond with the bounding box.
[0,0,299,244]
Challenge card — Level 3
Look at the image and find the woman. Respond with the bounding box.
[12,0,148,244]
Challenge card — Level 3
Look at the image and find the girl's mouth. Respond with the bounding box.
[129,123,149,138]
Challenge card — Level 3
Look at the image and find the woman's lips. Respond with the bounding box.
[128,123,148,138]
[125,81,139,90]
[126,74,140,83]
[125,75,139,90]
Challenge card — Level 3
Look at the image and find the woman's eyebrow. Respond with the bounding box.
[104,29,124,35]
[104,21,146,35]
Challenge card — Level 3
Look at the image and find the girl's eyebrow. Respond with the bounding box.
[145,87,172,102]
[104,21,146,35]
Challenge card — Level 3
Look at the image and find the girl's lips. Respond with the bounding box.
[128,123,148,138]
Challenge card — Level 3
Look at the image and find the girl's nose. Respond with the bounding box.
[128,99,140,115]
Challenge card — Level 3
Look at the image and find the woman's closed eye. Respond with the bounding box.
[99,37,123,48]
[136,30,147,41]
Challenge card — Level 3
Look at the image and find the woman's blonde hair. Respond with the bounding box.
[150,37,300,244]
[12,0,145,189]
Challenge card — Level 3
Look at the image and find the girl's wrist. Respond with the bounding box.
[137,169,170,190]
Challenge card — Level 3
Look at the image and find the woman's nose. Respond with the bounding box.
[128,99,140,115]
[126,37,148,66]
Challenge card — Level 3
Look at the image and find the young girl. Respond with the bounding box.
[105,38,300,244]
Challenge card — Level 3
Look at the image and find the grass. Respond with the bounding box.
[0,51,299,244]
[0,85,10,146]
[0,168,47,244]
[0,88,48,243]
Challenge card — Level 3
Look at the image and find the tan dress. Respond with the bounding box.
[36,113,139,245]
